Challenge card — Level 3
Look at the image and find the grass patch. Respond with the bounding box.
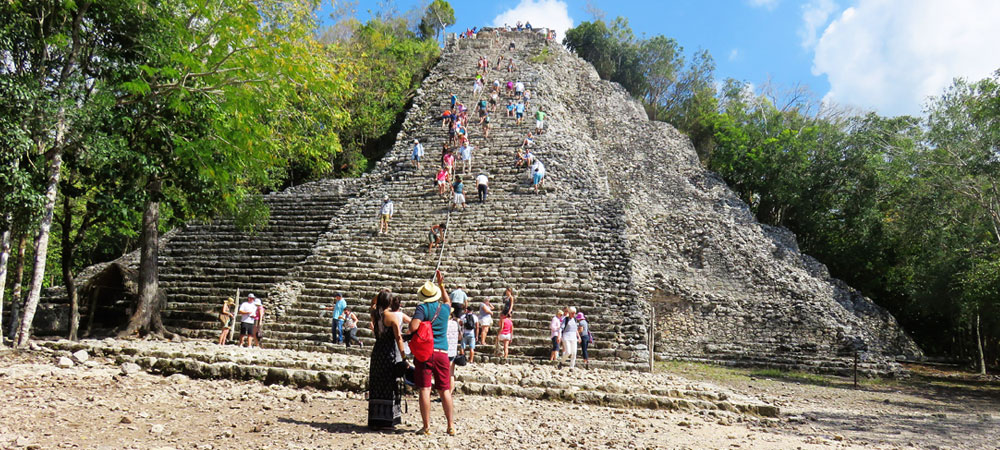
[530,47,553,64]
[655,360,747,383]
[749,368,834,386]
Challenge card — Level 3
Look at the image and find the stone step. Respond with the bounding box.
[35,339,779,418]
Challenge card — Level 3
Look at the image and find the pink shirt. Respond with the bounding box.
[550,316,561,338]
[436,170,448,181]
[500,317,513,335]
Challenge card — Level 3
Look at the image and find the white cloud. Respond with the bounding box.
[747,0,780,10]
[798,0,837,49]
[728,48,740,61]
[491,0,574,40]
[812,0,1000,116]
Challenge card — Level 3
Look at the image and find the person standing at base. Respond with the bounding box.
[252,297,265,348]
[477,298,493,345]
[218,297,236,345]
[497,313,513,362]
[476,172,489,203]
[322,293,348,344]
[558,306,580,368]
[237,294,258,347]
[367,289,406,429]
[577,312,592,368]
[549,309,563,361]
[461,304,478,363]
[409,270,454,436]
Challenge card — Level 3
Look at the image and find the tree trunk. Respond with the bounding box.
[8,233,26,340]
[976,311,987,375]
[62,195,80,341]
[118,179,172,339]
[0,223,11,345]
[15,131,66,348]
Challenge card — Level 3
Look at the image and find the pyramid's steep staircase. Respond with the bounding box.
[155,31,646,369]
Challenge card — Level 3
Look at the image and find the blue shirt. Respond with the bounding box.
[332,298,347,321]
[454,181,464,194]
[413,302,451,350]
[515,103,525,113]
[450,289,467,305]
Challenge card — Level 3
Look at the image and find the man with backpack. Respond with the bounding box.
[408,270,454,436]
[460,304,478,363]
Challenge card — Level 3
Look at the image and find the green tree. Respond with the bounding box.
[418,0,455,44]
[112,0,349,337]
[1,0,159,348]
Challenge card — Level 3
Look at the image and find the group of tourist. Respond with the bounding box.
[549,306,593,369]
[217,293,265,347]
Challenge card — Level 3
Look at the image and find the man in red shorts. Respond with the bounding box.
[409,270,454,435]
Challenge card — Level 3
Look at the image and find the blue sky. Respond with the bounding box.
[319,0,1000,117]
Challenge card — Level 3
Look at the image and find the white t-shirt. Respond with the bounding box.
[515,82,524,92]
[531,160,546,177]
[447,319,459,358]
[238,302,257,323]
[476,174,488,186]
[380,200,394,216]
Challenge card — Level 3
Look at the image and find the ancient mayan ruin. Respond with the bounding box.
[33,29,921,374]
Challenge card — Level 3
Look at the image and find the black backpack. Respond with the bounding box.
[464,313,476,331]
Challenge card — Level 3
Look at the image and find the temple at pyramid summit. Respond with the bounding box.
[29,29,921,374]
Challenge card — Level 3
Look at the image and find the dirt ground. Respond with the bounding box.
[1,351,998,450]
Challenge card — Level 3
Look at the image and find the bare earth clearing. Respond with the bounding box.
[1,350,998,450]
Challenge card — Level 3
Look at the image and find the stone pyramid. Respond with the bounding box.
[35,29,920,374]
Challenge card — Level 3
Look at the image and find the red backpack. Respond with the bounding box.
[410,303,442,363]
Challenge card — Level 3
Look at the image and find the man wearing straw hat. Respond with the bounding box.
[409,270,455,436]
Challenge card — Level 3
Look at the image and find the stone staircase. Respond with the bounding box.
[158,31,646,367]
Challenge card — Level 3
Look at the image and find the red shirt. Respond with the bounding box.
[500,317,513,335]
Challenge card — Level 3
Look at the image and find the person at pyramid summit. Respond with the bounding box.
[409,270,454,435]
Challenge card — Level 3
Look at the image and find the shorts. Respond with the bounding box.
[479,315,492,327]
[536,120,544,128]
[411,153,420,161]
[437,179,446,186]
[551,336,560,351]
[516,112,523,119]
[428,231,439,244]
[240,322,254,336]
[381,214,390,222]
[533,172,543,185]
[454,193,466,204]
[499,333,512,342]
[414,351,451,391]
[462,334,476,350]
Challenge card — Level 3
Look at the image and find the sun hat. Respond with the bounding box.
[417,281,441,303]
[225,297,235,305]
[576,312,585,321]
[383,195,389,201]
[254,299,262,306]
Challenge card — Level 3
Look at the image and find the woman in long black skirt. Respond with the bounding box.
[368,289,407,428]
